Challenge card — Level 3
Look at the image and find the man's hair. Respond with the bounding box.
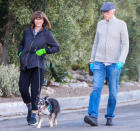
[112,9,116,12]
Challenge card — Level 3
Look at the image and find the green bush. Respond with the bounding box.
[0,64,20,97]
[8,42,19,66]
[45,62,68,82]
[2,0,139,82]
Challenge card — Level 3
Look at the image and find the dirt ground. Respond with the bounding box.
[0,82,140,103]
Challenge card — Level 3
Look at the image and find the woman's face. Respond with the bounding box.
[34,17,44,28]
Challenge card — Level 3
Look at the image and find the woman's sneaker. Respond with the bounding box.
[28,113,38,125]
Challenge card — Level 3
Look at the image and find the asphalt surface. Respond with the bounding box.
[0,101,140,131]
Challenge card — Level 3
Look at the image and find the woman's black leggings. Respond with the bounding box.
[19,67,44,110]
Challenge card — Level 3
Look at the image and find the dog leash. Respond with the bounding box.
[33,28,42,108]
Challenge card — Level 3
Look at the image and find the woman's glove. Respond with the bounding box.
[36,49,46,56]
[90,63,94,73]
[18,51,22,56]
[116,62,124,69]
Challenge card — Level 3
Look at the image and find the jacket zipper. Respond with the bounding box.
[105,22,109,62]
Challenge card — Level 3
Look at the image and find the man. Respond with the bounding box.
[84,2,129,126]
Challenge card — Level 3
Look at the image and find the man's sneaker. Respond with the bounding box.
[84,115,98,126]
[106,118,113,126]
[28,113,38,125]
[27,104,32,123]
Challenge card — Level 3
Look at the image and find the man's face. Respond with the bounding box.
[103,10,115,21]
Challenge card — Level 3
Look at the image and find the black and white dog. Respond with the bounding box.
[37,96,60,128]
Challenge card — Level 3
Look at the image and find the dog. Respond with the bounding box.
[37,96,60,128]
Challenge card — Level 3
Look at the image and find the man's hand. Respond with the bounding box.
[36,49,46,56]
[116,62,124,69]
[90,63,94,73]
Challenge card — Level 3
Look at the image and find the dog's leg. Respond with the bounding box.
[49,118,54,127]
[37,115,43,128]
[49,113,55,127]
[52,113,56,127]
[54,119,58,126]
[54,114,58,126]
[49,115,53,127]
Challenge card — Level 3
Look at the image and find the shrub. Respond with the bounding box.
[0,64,20,97]
[45,62,68,82]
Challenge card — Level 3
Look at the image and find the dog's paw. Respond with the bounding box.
[49,122,54,127]
[36,123,41,128]
[36,125,41,128]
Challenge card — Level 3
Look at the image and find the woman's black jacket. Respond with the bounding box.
[18,28,60,71]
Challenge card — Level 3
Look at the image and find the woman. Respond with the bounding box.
[18,11,59,125]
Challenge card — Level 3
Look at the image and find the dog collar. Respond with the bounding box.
[48,104,52,111]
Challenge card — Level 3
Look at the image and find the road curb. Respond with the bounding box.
[0,90,140,117]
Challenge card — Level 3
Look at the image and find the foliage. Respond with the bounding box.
[0,0,8,39]
[8,42,19,65]
[0,64,20,96]
[115,0,140,81]
[45,62,68,82]
[0,0,140,81]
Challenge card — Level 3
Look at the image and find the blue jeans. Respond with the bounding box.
[88,62,121,118]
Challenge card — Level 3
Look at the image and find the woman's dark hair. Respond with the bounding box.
[31,11,51,30]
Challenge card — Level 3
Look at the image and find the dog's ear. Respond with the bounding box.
[45,99,51,106]
[45,100,49,104]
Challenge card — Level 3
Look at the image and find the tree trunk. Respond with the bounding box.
[138,66,140,83]
[2,44,8,65]
[1,8,14,65]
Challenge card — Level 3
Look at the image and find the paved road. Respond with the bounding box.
[0,102,140,131]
